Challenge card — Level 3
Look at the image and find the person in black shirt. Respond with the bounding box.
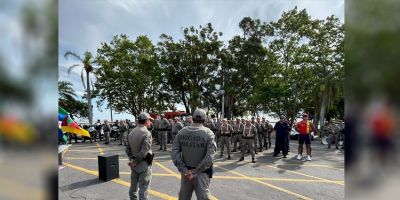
[273,115,291,158]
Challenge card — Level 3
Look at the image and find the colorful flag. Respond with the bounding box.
[59,107,90,137]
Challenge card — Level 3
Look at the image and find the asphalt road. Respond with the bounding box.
[59,138,344,200]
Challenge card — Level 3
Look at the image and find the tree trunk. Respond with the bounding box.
[181,90,190,114]
[109,97,113,122]
[319,92,328,134]
[86,71,93,125]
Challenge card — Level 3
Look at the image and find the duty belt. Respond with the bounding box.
[186,165,213,178]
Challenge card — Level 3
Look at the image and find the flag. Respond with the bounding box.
[59,107,90,137]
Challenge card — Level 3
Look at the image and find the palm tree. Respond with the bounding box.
[58,81,77,100]
[64,51,95,125]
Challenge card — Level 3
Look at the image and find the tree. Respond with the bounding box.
[58,81,77,100]
[254,7,315,124]
[58,80,88,118]
[96,34,168,116]
[158,23,223,114]
[308,15,344,128]
[64,51,96,125]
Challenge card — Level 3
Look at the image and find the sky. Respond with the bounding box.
[59,0,344,122]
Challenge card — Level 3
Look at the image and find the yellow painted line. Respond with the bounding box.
[154,162,181,179]
[96,143,104,155]
[67,149,100,152]
[65,157,129,161]
[265,165,344,186]
[63,162,176,200]
[154,161,219,200]
[118,172,343,184]
[215,165,313,200]
[215,160,344,170]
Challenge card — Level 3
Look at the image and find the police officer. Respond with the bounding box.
[324,120,339,149]
[171,117,184,143]
[250,117,259,154]
[273,115,291,158]
[167,118,174,144]
[239,119,256,163]
[263,119,273,149]
[219,118,233,159]
[119,120,128,145]
[126,112,154,200]
[103,120,111,144]
[256,117,263,152]
[232,118,243,152]
[94,119,102,141]
[215,118,221,148]
[171,108,216,200]
[155,114,170,151]
[204,117,216,131]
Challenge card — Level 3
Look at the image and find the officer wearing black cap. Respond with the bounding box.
[171,108,217,200]
[126,112,154,200]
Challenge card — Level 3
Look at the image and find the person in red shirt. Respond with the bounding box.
[295,113,316,161]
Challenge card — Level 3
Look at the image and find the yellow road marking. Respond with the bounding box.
[64,157,167,163]
[215,165,313,200]
[67,149,100,152]
[63,162,177,200]
[117,172,343,183]
[154,161,219,200]
[96,143,104,155]
[215,160,344,170]
[264,165,344,186]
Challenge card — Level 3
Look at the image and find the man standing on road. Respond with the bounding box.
[232,118,243,153]
[126,112,154,200]
[219,118,233,159]
[324,120,340,149]
[273,115,291,158]
[103,120,110,145]
[239,119,257,163]
[256,117,264,152]
[119,120,128,146]
[94,119,102,141]
[155,114,170,151]
[171,108,217,200]
[171,117,184,143]
[250,117,259,154]
[295,113,316,161]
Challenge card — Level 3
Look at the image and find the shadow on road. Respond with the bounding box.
[59,178,102,192]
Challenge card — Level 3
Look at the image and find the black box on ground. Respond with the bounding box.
[98,154,119,181]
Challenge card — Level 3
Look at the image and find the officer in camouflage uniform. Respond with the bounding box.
[126,112,154,200]
[239,119,257,163]
[103,120,111,145]
[250,117,259,154]
[324,120,340,149]
[204,117,216,132]
[219,118,233,159]
[232,118,244,152]
[215,118,221,148]
[155,114,170,151]
[171,108,217,200]
[171,117,184,143]
[119,120,129,145]
[256,117,264,152]
[263,118,274,149]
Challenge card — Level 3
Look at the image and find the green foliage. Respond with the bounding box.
[157,23,223,114]
[96,35,169,116]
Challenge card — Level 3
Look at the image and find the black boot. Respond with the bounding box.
[238,157,244,161]
[252,158,256,163]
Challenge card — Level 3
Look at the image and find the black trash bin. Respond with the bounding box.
[98,154,119,181]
